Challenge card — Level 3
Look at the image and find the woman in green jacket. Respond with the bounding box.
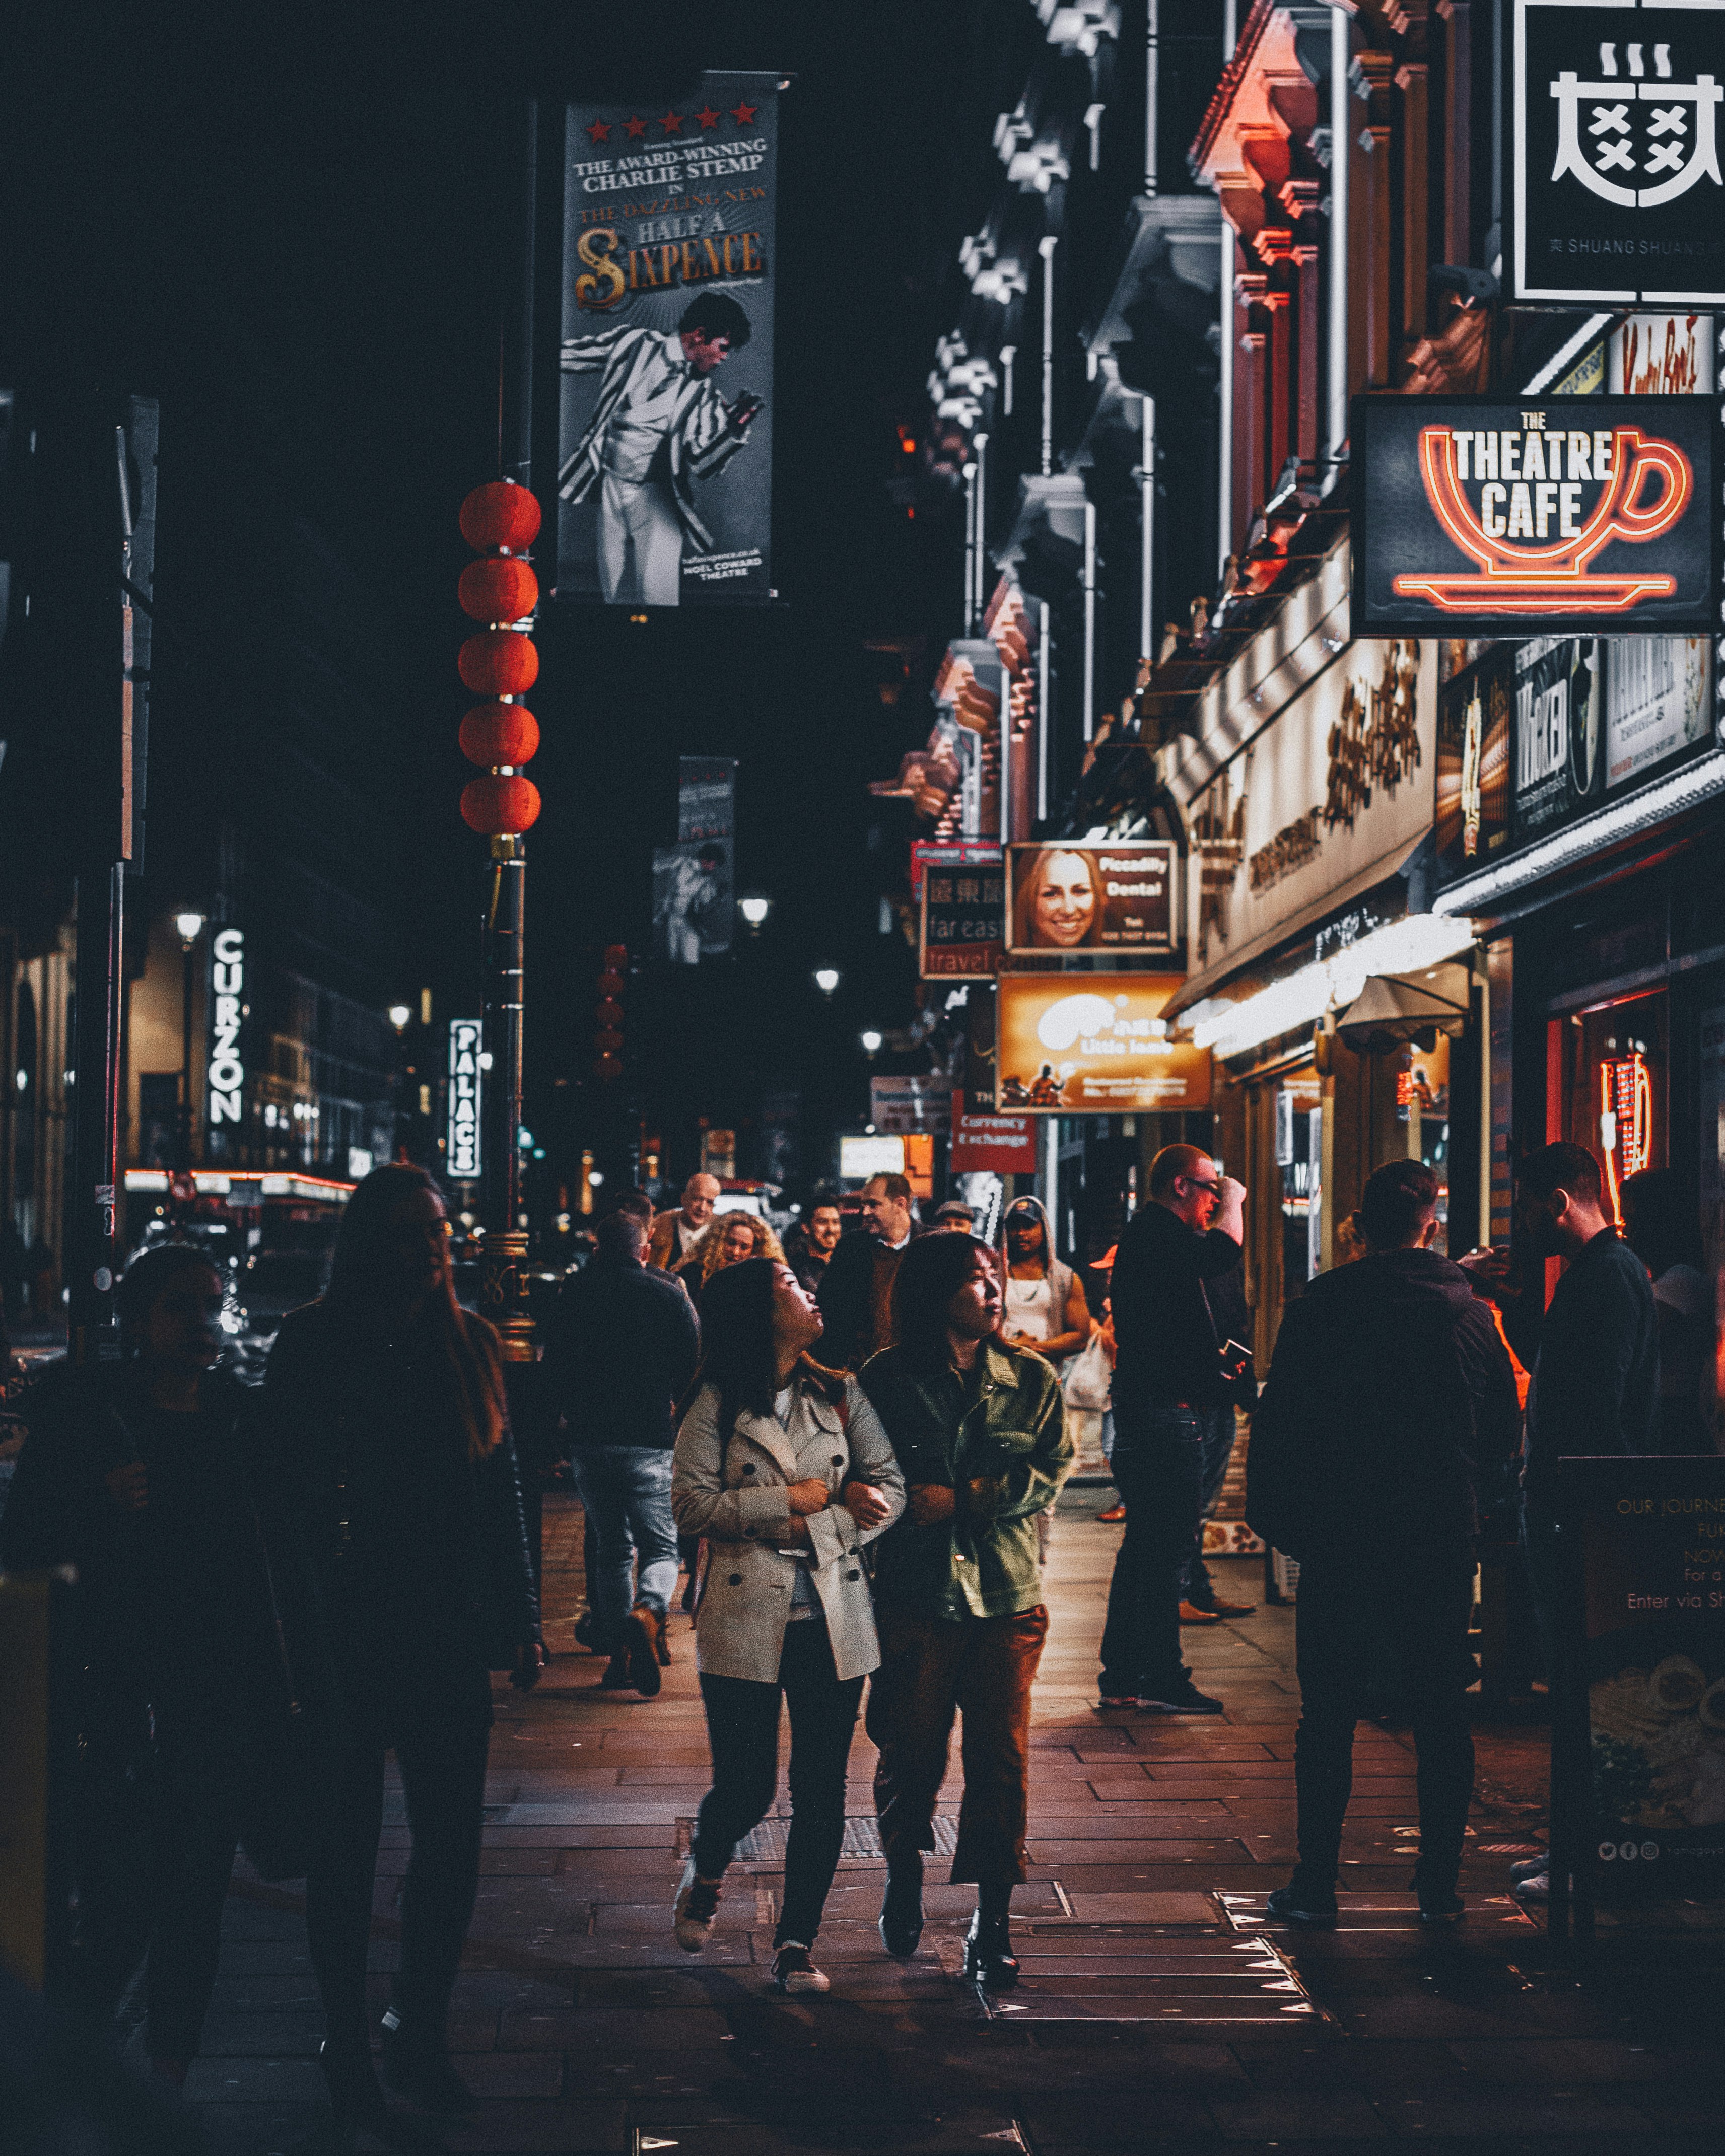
[859,1231,1073,1988]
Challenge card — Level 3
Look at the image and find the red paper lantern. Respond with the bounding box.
[457,629,539,696]
[594,1051,624,1081]
[460,774,541,834]
[458,556,538,625]
[459,480,542,554]
[458,701,539,768]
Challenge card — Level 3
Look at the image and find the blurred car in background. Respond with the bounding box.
[230,1248,328,1381]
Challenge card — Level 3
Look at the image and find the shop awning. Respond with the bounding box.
[1335,963,1471,1055]
[1162,829,1430,1023]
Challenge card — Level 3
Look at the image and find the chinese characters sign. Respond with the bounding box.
[1511,2,1725,305]
[1353,397,1718,636]
[919,844,1004,978]
[558,75,778,606]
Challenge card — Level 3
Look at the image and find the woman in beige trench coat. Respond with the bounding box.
[671,1255,904,1993]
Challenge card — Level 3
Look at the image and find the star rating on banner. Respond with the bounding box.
[591,100,763,148]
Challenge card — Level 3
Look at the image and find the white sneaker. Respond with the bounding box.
[771,1943,830,1994]
[673,1856,725,1952]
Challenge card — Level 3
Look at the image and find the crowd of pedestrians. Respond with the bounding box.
[0,1130,1702,2127]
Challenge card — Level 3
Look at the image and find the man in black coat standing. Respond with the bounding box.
[543,1208,699,1694]
[1247,1159,1521,1924]
[1098,1145,1247,1715]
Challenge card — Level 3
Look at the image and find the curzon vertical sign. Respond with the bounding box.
[1352,396,1719,636]
[207,929,246,1127]
[1511,1,1725,306]
[447,1019,482,1181]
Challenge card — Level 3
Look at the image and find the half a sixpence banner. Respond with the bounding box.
[558,76,777,607]
[1353,395,1718,637]
[1511,1,1725,306]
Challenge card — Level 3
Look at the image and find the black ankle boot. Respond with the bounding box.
[963,1909,1019,1990]
[320,2036,390,2130]
[380,2009,478,2114]
[879,1861,925,1959]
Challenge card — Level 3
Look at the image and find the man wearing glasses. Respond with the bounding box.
[1097,1145,1246,1714]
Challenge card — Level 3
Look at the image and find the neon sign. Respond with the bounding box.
[1600,1050,1654,1222]
[448,1019,482,1180]
[208,929,246,1125]
[1352,395,1717,638]
[1393,422,1690,615]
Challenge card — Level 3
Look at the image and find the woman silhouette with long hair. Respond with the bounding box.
[258,1164,541,2133]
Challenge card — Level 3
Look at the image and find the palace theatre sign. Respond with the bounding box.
[1510,0,1725,306]
[1354,395,1718,638]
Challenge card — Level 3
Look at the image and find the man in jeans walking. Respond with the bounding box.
[544,1207,699,1695]
[1097,1146,1246,1714]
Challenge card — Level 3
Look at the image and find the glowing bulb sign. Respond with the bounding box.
[448,1019,482,1181]
[1600,1050,1654,1222]
[208,929,246,1126]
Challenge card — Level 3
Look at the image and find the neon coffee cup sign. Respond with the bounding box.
[1352,395,1717,637]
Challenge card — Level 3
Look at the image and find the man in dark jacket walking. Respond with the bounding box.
[544,1207,699,1694]
[816,1173,918,1371]
[1247,1159,1521,1924]
[1097,1145,1246,1713]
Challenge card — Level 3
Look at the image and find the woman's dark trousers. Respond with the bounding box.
[306,1677,493,2053]
[692,1623,864,1949]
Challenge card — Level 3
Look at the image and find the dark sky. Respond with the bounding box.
[5,0,996,1190]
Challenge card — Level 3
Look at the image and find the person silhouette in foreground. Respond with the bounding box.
[1247,1160,1518,1925]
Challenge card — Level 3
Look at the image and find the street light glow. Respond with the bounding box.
[387,1003,411,1031]
[860,1029,883,1055]
[739,895,770,929]
[175,911,205,946]
[814,967,840,996]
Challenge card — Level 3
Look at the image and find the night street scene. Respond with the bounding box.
[11,2,1725,2152]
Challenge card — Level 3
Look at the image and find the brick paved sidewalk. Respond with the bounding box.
[169,1491,1725,2155]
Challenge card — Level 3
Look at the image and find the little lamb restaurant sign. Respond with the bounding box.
[1511,1,1725,307]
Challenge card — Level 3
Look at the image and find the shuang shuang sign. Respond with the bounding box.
[1511,2,1725,305]
[1353,396,1719,637]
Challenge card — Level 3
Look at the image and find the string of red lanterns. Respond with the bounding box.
[456,480,543,836]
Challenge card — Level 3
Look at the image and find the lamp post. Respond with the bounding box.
[739,895,770,934]
[814,967,840,998]
[175,912,205,1169]
[860,1029,883,1059]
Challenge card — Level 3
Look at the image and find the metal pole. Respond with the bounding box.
[1218,1,1238,581]
[1042,1116,1059,1247]
[1039,236,1058,477]
[1000,663,1012,848]
[481,842,533,1363]
[1037,601,1051,823]
[1144,0,1159,195]
[1327,0,1350,480]
[1139,394,1156,663]
[180,940,194,1168]
[962,462,977,633]
[1082,499,1097,743]
[974,432,989,622]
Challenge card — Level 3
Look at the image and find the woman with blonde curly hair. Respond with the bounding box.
[674,1210,785,1311]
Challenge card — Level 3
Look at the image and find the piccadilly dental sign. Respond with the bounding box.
[1511,1,1725,305]
[1353,395,1718,637]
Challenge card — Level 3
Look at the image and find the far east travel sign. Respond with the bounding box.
[1512,2,1725,304]
[1353,396,1718,637]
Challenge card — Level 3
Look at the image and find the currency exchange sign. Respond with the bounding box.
[557,75,778,606]
[1511,1,1725,304]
